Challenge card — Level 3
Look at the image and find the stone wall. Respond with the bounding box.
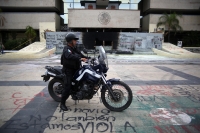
[46,32,163,54]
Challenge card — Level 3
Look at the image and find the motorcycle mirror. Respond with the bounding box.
[83,48,88,54]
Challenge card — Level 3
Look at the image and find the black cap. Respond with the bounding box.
[65,33,79,42]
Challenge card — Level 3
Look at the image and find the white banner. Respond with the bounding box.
[118,33,163,50]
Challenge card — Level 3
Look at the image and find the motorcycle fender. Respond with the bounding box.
[101,78,120,92]
[41,75,50,82]
[107,78,120,82]
[55,74,65,79]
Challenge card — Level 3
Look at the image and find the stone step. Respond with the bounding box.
[133,49,156,55]
[133,51,156,55]
[19,42,46,52]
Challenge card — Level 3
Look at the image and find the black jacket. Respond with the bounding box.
[61,45,87,70]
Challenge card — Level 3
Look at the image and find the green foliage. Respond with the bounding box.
[182,31,200,47]
[10,32,17,40]
[157,12,183,42]
[4,38,28,50]
[25,25,36,43]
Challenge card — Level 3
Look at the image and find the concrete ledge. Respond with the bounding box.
[19,42,46,52]
[183,47,200,49]
[152,48,200,59]
[0,41,56,60]
[183,47,200,53]
[0,47,56,60]
[162,43,192,54]
[34,47,56,58]
[4,50,18,53]
[152,43,200,59]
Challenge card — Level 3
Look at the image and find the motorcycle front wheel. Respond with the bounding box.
[48,78,65,102]
[101,81,133,112]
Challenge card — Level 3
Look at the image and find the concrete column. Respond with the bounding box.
[39,22,56,42]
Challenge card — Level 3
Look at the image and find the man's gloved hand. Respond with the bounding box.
[81,58,87,62]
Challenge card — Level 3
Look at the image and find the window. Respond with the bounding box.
[119,4,129,9]
[61,14,68,24]
[88,4,93,9]
[111,5,116,9]
[130,4,138,9]
[120,0,130,4]
[64,3,70,13]
[74,3,84,8]
[119,3,138,9]
[63,0,73,2]
[130,0,141,3]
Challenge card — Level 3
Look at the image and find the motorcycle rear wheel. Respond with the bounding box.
[48,78,65,102]
[101,81,133,112]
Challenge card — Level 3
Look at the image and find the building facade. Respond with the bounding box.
[62,0,141,32]
[1,0,199,49]
[0,0,64,43]
[139,0,200,46]
[139,0,200,32]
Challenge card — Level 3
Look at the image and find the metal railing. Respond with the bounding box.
[12,37,35,50]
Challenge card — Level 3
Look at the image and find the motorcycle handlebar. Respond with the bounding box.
[84,57,97,66]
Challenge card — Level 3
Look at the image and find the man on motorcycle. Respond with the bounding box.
[60,33,88,111]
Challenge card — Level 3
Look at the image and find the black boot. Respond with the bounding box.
[60,103,68,111]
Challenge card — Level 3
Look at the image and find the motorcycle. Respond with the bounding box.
[41,46,133,112]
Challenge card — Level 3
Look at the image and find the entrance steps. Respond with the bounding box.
[152,43,200,59]
[19,42,46,52]
[133,49,156,55]
[0,42,56,59]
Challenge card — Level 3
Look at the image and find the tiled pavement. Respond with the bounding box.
[0,54,200,133]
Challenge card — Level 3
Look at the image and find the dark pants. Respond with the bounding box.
[61,68,76,104]
[1,49,3,54]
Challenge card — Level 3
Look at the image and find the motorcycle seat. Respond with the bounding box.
[46,66,63,75]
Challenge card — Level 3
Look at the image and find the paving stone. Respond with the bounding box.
[0,54,200,133]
